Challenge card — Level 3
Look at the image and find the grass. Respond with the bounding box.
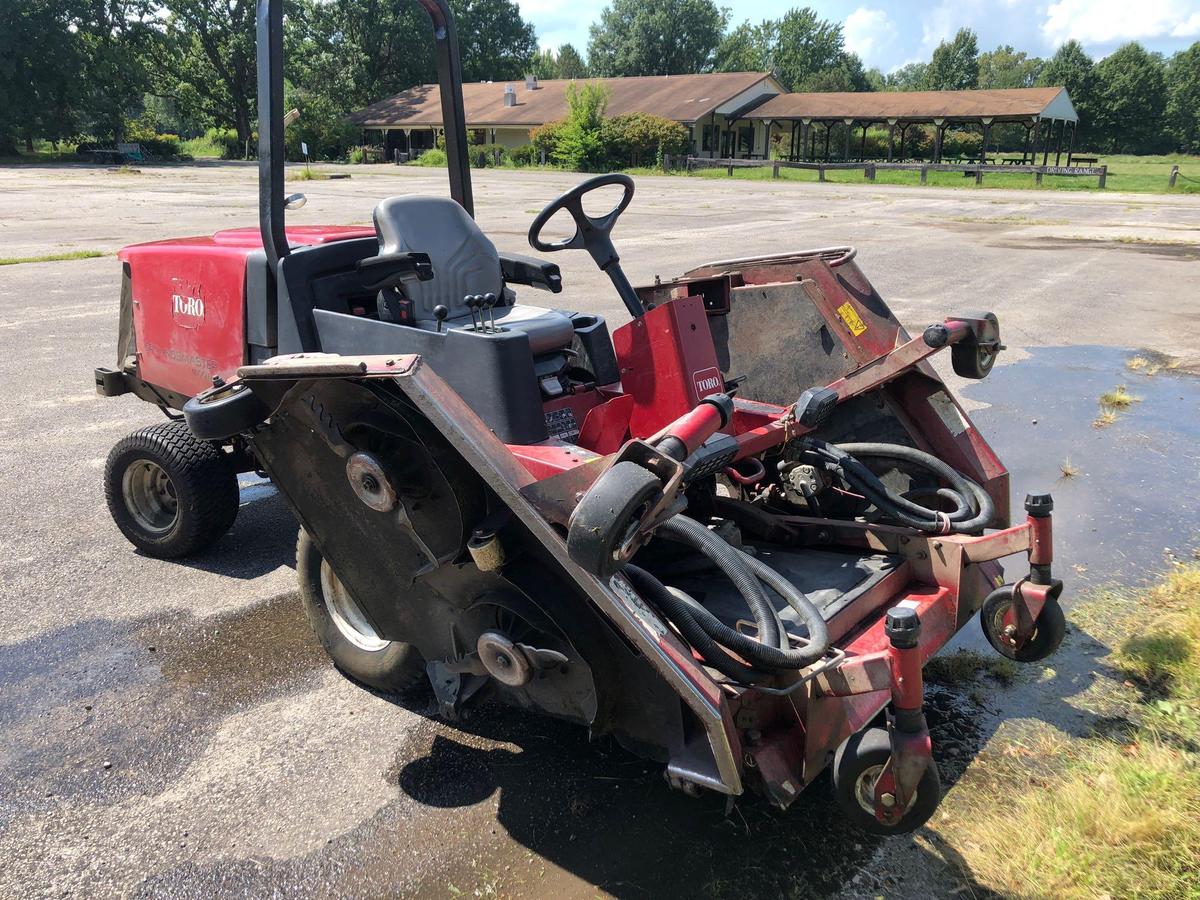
[666,152,1200,194]
[0,250,106,266]
[1099,385,1138,409]
[289,167,328,181]
[926,649,1018,686]
[1059,457,1081,478]
[952,565,1200,899]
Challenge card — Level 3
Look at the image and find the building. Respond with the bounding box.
[348,72,784,160]
[349,75,1078,165]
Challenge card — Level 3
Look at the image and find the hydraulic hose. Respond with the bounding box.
[623,514,831,683]
[657,515,784,651]
[801,439,994,535]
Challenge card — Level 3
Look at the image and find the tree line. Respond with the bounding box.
[3,0,1198,157]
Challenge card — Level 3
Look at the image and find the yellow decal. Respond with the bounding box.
[836,302,867,337]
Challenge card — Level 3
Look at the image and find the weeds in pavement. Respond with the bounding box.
[0,250,106,266]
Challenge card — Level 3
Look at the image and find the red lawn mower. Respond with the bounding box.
[94,0,1066,833]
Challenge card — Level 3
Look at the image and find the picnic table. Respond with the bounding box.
[79,142,143,164]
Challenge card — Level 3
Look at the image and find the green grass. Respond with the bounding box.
[178,134,227,159]
[952,565,1200,899]
[664,152,1200,194]
[926,649,1018,686]
[0,250,106,266]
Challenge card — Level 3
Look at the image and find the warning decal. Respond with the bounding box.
[836,301,868,337]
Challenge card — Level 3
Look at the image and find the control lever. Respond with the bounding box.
[464,294,481,331]
[434,305,449,333]
[483,291,498,332]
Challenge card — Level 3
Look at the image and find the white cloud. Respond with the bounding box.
[843,8,897,64]
[1042,0,1200,46]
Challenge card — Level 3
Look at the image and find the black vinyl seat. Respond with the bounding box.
[371,196,574,353]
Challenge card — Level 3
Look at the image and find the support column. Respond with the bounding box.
[887,118,897,161]
[898,123,908,160]
[859,122,869,161]
[1066,120,1077,165]
[801,119,811,161]
[843,118,853,161]
[1021,121,1032,164]
[1040,119,1050,166]
[933,118,946,163]
[822,121,832,160]
[980,117,992,165]
[1054,119,1065,166]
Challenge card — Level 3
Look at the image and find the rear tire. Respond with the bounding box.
[104,419,239,558]
[296,529,425,693]
[832,727,941,835]
[980,585,1066,662]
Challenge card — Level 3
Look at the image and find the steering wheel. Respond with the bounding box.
[528,174,644,318]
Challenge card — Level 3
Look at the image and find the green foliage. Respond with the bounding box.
[508,143,541,166]
[885,61,928,91]
[587,0,726,76]
[714,9,865,93]
[1039,40,1098,144]
[549,81,610,170]
[283,83,358,161]
[123,116,184,158]
[556,44,589,79]
[412,147,448,167]
[1094,43,1168,153]
[714,20,777,73]
[978,45,1043,89]
[924,28,979,90]
[1166,43,1200,153]
[601,113,689,166]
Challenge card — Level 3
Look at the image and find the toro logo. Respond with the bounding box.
[693,366,723,397]
[170,278,205,327]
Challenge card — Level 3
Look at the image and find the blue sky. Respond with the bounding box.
[518,0,1200,72]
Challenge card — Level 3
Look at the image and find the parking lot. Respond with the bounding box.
[1,162,1199,898]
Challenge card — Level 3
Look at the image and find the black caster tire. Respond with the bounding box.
[567,460,663,578]
[104,419,239,558]
[184,380,271,440]
[296,529,425,693]
[950,310,999,380]
[833,727,941,835]
[980,585,1066,662]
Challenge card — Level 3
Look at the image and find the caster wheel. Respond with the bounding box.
[833,727,941,835]
[296,529,425,693]
[104,419,239,558]
[184,380,271,440]
[980,584,1066,662]
[950,310,1000,380]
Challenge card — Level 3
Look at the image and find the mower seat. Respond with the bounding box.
[372,196,573,353]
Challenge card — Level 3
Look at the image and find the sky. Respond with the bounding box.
[518,0,1200,72]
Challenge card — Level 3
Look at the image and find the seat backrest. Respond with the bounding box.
[373,196,502,322]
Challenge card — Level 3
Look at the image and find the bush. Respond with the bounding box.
[552,82,610,171]
[123,119,183,159]
[413,147,447,167]
[508,143,541,166]
[601,113,689,167]
[205,127,246,160]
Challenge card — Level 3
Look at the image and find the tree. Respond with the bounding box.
[886,62,927,91]
[773,7,846,91]
[1039,40,1096,144]
[557,44,589,79]
[587,0,726,76]
[453,0,537,82]
[924,28,979,91]
[1166,43,1200,152]
[978,45,1042,89]
[0,0,84,153]
[1093,42,1167,152]
[714,20,777,73]
[147,0,258,145]
[529,47,560,79]
[551,81,609,169]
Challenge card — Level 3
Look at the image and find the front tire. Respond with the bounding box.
[104,419,239,558]
[296,529,425,693]
[832,727,941,835]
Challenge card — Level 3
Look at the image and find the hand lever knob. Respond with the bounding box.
[433,305,449,333]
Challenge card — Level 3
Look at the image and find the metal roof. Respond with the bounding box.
[349,72,777,128]
[746,87,1075,123]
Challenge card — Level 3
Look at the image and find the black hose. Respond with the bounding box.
[625,565,765,683]
[802,439,994,534]
[657,515,784,650]
[733,548,828,667]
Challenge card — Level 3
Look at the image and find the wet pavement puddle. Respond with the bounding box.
[965,345,1200,590]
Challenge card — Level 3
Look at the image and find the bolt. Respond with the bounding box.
[361,474,380,494]
[385,358,395,366]
[494,653,510,669]
[880,792,896,808]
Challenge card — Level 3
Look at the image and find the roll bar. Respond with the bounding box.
[255,0,474,269]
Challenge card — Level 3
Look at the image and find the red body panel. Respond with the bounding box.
[119,226,374,396]
[611,296,724,438]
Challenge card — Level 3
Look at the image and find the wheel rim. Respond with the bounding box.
[853,764,919,817]
[989,598,1036,651]
[122,460,179,534]
[319,560,390,652]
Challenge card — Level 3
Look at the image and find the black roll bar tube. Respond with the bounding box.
[255,0,475,269]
